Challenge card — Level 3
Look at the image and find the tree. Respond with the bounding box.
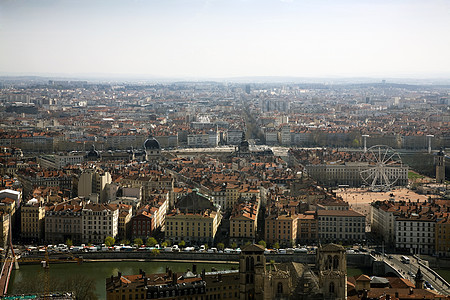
[105,236,115,247]
[151,248,160,256]
[179,240,186,247]
[62,274,99,300]
[231,242,237,249]
[120,239,130,245]
[258,240,267,248]
[273,242,280,250]
[133,238,143,247]
[217,243,225,250]
[65,239,73,248]
[161,241,168,248]
[146,237,157,247]
[164,239,171,246]
[244,241,251,247]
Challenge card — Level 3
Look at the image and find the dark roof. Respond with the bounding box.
[144,137,160,150]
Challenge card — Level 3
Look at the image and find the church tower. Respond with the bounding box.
[415,268,424,289]
[239,244,266,300]
[436,148,445,184]
[317,244,347,300]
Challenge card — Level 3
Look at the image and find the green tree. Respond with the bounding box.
[258,240,267,248]
[65,239,73,248]
[133,238,144,247]
[273,242,280,250]
[164,240,172,246]
[161,241,168,248]
[179,240,186,247]
[105,236,115,247]
[120,239,130,245]
[217,242,225,250]
[244,241,251,247]
[231,242,237,249]
[146,237,157,247]
[151,248,160,256]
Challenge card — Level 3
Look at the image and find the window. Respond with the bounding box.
[277,282,283,294]
[329,282,335,294]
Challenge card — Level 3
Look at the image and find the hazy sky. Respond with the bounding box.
[1,0,449,78]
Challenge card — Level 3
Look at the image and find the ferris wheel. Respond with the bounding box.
[360,145,403,191]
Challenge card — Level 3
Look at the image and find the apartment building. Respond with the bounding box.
[45,203,83,244]
[21,199,45,242]
[436,216,450,257]
[78,168,112,203]
[317,209,365,244]
[229,201,258,246]
[81,203,119,244]
[395,214,436,255]
[265,214,297,247]
[297,212,317,244]
[39,153,84,169]
[165,190,222,245]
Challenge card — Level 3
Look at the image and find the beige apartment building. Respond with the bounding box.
[297,212,317,244]
[166,190,222,245]
[230,201,259,246]
[265,214,297,247]
[165,210,221,245]
[21,199,45,242]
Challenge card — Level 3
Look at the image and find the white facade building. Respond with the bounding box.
[318,209,366,243]
[395,215,435,255]
[81,204,119,244]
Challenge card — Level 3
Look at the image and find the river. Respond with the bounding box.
[8,261,376,299]
[8,261,234,299]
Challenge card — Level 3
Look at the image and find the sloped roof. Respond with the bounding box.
[242,244,265,253]
[320,243,345,252]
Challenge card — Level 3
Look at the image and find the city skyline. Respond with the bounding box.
[1,0,450,79]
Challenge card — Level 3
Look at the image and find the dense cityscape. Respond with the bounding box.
[2,0,450,298]
[0,78,448,299]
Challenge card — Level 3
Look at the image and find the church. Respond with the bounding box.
[106,243,348,300]
[239,243,346,300]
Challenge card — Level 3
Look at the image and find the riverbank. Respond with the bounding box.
[9,261,234,299]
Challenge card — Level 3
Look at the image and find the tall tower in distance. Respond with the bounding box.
[436,148,445,183]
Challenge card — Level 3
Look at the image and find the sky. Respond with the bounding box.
[1,0,450,79]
